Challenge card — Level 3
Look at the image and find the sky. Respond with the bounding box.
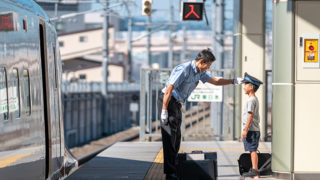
[92,0,208,20]
[91,0,234,31]
[90,0,271,32]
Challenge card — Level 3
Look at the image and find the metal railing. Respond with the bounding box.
[63,93,104,148]
[61,81,140,93]
[139,68,235,141]
[62,83,140,148]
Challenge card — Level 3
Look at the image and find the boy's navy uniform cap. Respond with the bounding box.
[242,72,263,87]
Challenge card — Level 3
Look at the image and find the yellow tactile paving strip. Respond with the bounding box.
[0,153,32,168]
[145,149,165,180]
[144,147,272,180]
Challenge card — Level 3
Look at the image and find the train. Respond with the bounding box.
[0,0,86,179]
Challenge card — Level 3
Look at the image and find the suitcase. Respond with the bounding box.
[238,152,272,176]
[177,150,217,180]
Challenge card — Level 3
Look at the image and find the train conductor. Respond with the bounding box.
[158,48,243,180]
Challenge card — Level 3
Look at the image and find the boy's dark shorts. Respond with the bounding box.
[243,131,260,151]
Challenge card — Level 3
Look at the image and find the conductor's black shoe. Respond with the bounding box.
[165,173,178,180]
[243,168,260,179]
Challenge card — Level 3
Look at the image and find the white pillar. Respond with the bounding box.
[233,0,266,140]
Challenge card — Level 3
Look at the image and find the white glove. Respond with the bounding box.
[161,109,168,125]
[233,78,244,85]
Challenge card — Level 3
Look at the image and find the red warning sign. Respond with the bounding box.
[182,2,203,21]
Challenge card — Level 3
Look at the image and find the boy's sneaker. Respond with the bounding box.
[243,168,260,179]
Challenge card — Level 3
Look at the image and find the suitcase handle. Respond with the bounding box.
[191,150,203,154]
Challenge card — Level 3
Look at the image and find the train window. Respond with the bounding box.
[9,68,20,118]
[79,36,87,42]
[22,69,31,115]
[0,68,9,120]
[23,19,27,32]
[58,41,64,47]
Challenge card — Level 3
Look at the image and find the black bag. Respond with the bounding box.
[238,152,272,176]
[177,151,217,180]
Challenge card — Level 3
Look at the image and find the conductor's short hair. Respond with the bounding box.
[195,48,216,63]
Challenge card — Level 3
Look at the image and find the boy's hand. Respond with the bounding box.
[242,131,248,138]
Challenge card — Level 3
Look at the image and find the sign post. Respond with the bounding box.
[130,103,139,125]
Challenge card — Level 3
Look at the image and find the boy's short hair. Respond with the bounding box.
[195,48,216,63]
[253,84,259,92]
[245,82,259,92]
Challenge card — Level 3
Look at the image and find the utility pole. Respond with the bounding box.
[146,15,151,66]
[142,0,152,66]
[125,2,133,82]
[211,0,216,56]
[127,16,133,82]
[215,0,224,69]
[168,1,174,68]
[102,0,109,97]
[54,1,59,26]
[102,0,109,135]
[180,25,187,64]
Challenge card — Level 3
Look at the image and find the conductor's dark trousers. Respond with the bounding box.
[158,93,182,174]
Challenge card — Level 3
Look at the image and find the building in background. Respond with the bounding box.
[35,0,89,33]
[34,0,251,84]
[35,0,125,83]
[58,28,125,83]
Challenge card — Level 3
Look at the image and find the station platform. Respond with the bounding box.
[67,141,272,180]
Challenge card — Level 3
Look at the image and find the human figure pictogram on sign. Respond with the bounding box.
[2,16,9,26]
[185,5,200,19]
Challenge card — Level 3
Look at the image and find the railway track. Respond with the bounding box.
[70,104,212,164]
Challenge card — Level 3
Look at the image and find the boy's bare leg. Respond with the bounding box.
[250,151,258,170]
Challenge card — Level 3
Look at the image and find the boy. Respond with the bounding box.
[241,72,263,179]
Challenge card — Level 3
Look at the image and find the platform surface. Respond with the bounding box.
[67,141,273,180]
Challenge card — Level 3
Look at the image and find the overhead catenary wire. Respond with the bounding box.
[49,2,125,21]
[36,0,128,4]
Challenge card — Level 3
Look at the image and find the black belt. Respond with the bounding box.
[161,92,181,105]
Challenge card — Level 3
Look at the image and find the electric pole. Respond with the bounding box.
[102,0,109,135]
[54,1,58,26]
[125,2,133,82]
[168,1,174,68]
[102,0,109,97]
[180,25,187,64]
[147,15,151,66]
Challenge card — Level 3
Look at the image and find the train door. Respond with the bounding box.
[51,43,63,165]
[39,21,62,179]
[39,21,51,179]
